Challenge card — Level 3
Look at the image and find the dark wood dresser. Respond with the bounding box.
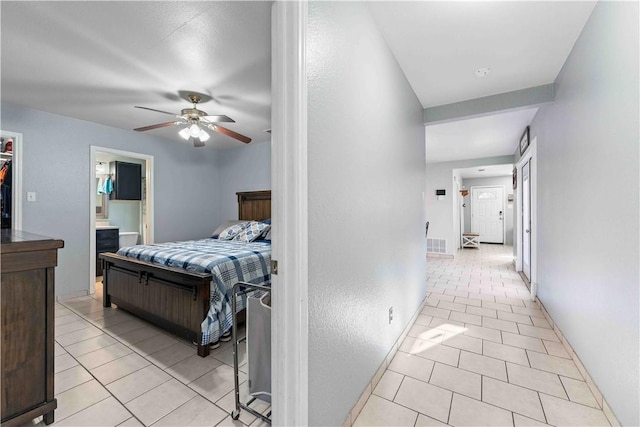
[1,230,64,426]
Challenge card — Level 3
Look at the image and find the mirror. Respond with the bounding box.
[96,177,108,218]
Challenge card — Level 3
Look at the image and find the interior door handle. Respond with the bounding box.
[525,229,530,233]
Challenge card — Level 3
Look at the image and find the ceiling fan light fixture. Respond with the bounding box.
[198,129,210,142]
[178,127,191,140]
[189,123,201,137]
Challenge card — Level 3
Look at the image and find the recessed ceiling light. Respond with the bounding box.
[474,68,491,78]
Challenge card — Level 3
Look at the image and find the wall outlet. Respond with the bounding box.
[389,307,393,324]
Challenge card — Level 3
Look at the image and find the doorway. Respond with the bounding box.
[89,146,154,295]
[471,186,505,243]
[521,159,531,280]
[515,136,537,298]
[0,130,23,231]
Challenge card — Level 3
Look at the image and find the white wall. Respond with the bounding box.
[426,156,513,255]
[1,103,221,297]
[108,200,140,234]
[525,2,638,425]
[462,176,514,246]
[307,3,426,425]
[216,141,271,222]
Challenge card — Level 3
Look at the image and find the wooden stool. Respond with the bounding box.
[462,233,480,248]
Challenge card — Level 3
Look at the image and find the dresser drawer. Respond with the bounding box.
[97,228,119,240]
[97,238,119,251]
[97,228,119,252]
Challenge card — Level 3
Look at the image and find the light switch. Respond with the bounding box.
[27,192,36,202]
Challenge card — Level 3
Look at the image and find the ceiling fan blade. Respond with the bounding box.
[204,124,252,144]
[135,106,178,116]
[134,121,180,132]
[190,137,205,148]
[201,115,235,123]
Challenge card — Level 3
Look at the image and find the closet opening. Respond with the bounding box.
[0,130,23,232]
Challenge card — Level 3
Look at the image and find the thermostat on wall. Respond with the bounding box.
[436,189,445,200]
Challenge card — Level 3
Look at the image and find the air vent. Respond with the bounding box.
[427,238,447,254]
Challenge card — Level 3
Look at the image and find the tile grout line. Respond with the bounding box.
[445,391,454,425]
[537,391,549,424]
[53,334,142,426]
[60,300,240,425]
[392,374,407,402]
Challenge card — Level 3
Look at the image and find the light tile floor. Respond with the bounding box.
[22,280,269,427]
[23,245,610,427]
[354,244,610,427]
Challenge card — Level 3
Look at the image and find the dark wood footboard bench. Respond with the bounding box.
[100,252,213,357]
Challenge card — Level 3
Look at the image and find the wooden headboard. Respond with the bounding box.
[237,190,271,221]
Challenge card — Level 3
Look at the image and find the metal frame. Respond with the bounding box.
[231,281,272,424]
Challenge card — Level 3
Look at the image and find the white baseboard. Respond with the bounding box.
[341,294,429,427]
[537,299,620,426]
[340,290,621,427]
[57,289,89,301]
[427,252,454,259]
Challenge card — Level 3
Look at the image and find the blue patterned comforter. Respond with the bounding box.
[117,238,271,345]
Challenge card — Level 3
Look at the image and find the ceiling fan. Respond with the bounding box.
[133,94,251,147]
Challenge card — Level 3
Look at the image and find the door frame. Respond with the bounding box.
[470,185,506,244]
[453,176,462,249]
[0,130,23,231]
[271,1,309,425]
[515,137,537,299]
[89,146,154,294]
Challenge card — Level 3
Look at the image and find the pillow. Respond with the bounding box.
[218,222,251,240]
[233,221,271,243]
[212,220,249,238]
[255,219,272,240]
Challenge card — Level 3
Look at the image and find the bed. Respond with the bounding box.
[100,190,271,357]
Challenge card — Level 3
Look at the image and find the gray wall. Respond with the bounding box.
[216,141,271,223]
[307,2,426,425]
[525,2,638,425]
[426,156,513,255]
[1,103,222,297]
[462,176,514,245]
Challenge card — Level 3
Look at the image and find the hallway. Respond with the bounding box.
[354,244,610,426]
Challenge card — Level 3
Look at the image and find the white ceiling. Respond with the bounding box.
[369,1,595,164]
[1,1,595,159]
[368,1,597,108]
[456,164,514,180]
[425,107,538,163]
[1,1,272,149]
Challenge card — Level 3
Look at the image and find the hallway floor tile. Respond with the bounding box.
[353,244,610,426]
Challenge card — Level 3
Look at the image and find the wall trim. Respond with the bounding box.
[1,129,23,231]
[339,286,622,427]
[537,298,621,426]
[271,1,309,425]
[341,295,430,426]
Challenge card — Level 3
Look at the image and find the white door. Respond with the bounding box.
[471,186,504,243]
[522,160,531,280]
